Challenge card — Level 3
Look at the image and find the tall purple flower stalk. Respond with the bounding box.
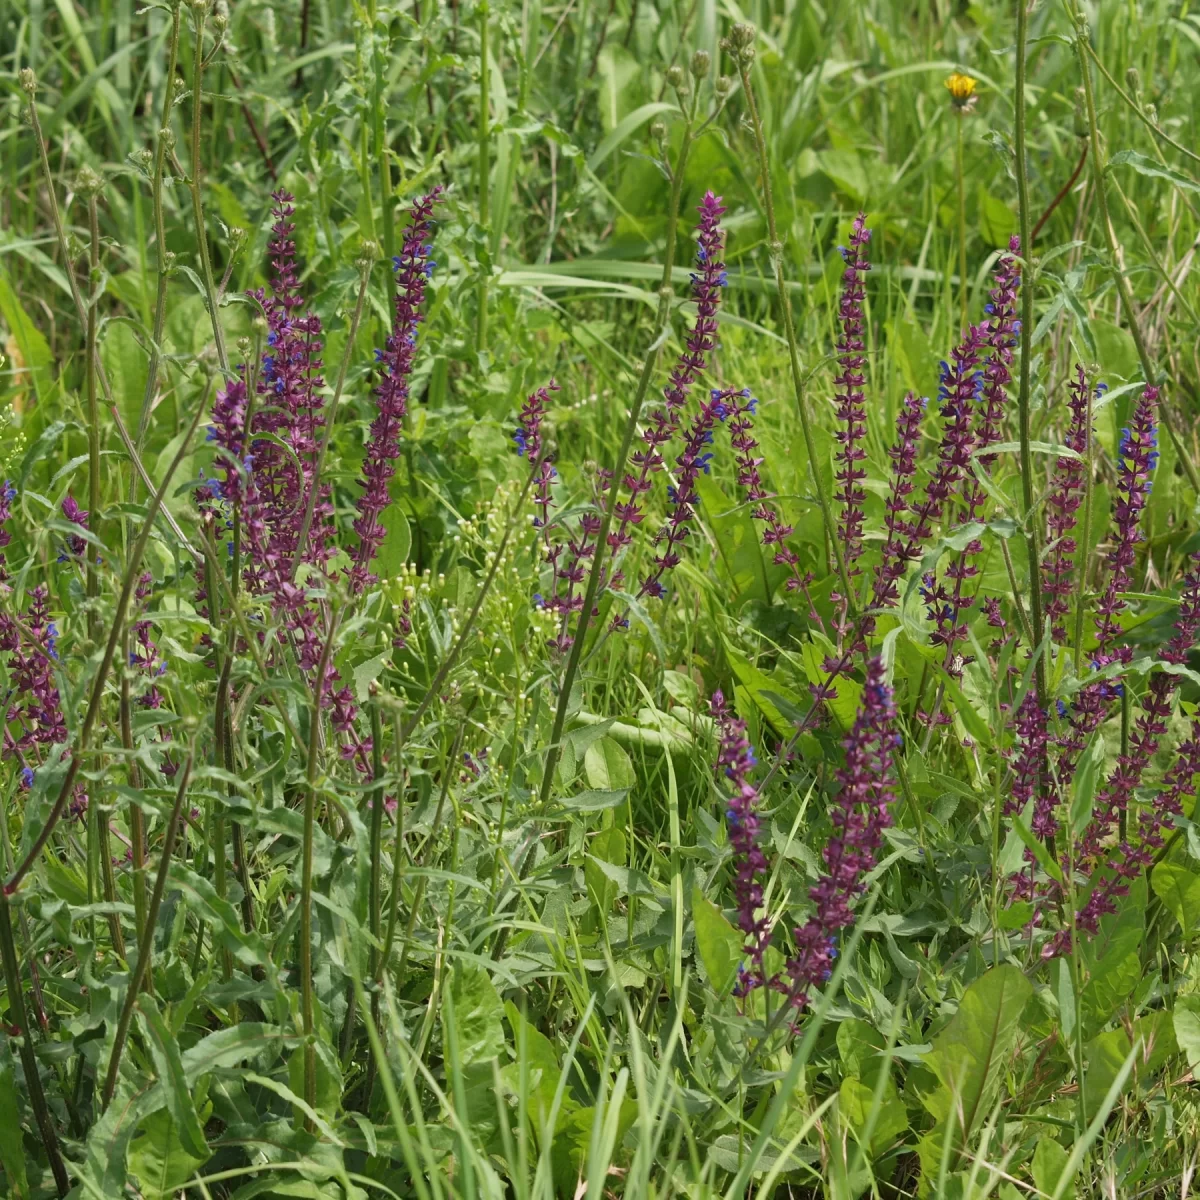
[975,236,1021,469]
[638,388,736,600]
[785,657,899,1008]
[59,496,89,563]
[711,689,771,994]
[832,216,871,596]
[1044,366,1094,641]
[1002,692,1057,911]
[725,392,819,616]
[247,191,332,578]
[1056,386,1159,778]
[609,193,727,564]
[350,188,441,593]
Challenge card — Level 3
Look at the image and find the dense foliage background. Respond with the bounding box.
[3,0,1200,1196]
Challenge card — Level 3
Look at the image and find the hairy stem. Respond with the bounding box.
[100,748,196,1108]
[1014,0,1048,704]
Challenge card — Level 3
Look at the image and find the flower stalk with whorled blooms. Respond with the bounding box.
[785,657,899,1008]
[610,192,727,564]
[711,689,771,994]
[350,188,441,593]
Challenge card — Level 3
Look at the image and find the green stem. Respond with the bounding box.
[956,113,968,327]
[85,193,102,637]
[187,3,229,374]
[100,749,196,1109]
[368,701,386,980]
[302,608,341,1126]
[535,101,695,817]
[1067,0,1200,495]
[735,55,854,610]
[1014,0,1048,704]
[120,662,149,957]
[0,891,69,1195]
[476,0,491,358]
[133,1,184,457]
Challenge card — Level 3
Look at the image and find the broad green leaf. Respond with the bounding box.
[583,736,635,792]
[1151,862,1200,931]
[127,1083,212,1200]
[0,266,54,403]
[0,1054,29,1198]
[373,503,412,579]
[559,788,629,812]
[503,1001,566,1125]
[138,996,209,1159]
[1172,995,1200,1074]
[691,886,742,994]
[1081,875,1145,1034]
[445,963,505,1066]
[1032,1136,1075,1200]
[1109,149,1200,193]
[697,474,771,603]
[589,101,676,169]
[1083,1012,1175,1120]
[838,1075,907,1157]
[922,965,1033,1143]
[585,826,626,914]
[101,319,149,433]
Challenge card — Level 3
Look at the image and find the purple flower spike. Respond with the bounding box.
[785,657,899,1009]
[60,496,89,563]
[639,388,739,600]
[832,214,871,584]
[1044,365,1094,641]
[609,192,727,562]
[350,188,442,593]
[247,190,333,579]
[711,690,771,993]
[975,235,1021,470]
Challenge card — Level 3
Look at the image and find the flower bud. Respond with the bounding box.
[74,164,104,197]
[729,21,755,50]
[649,120,667,142]
[1125,66,1141,100]
[690,49,711,79]
[18,68,37,96]
[665,64,687,93]
[715,75,734,98]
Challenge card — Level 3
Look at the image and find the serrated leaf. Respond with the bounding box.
[445,963,505,1066]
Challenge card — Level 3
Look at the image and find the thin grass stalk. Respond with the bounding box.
[1073,375,1096,673]
[18,70,116,409]
[1014,0,1049,703]
[476,0,491,357]
[0,887,70,1195]
[100,746,196,1108]
[85,187,102,632]
[534,96,696,817]
[301,606,341,1124]
[1066,0,1200,495]
[956,111,968,326]
[187,1,230,374]
[4,382,210,897]
[730,30,853,610]
[119,660,149,953]
[369,0,396,264]
[133,0,184,455]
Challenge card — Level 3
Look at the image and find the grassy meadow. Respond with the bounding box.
[4,0,1200,1196]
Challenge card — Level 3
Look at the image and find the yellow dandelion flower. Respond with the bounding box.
[944,72,978,111]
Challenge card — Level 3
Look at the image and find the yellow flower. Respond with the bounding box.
[944,72,978,111]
